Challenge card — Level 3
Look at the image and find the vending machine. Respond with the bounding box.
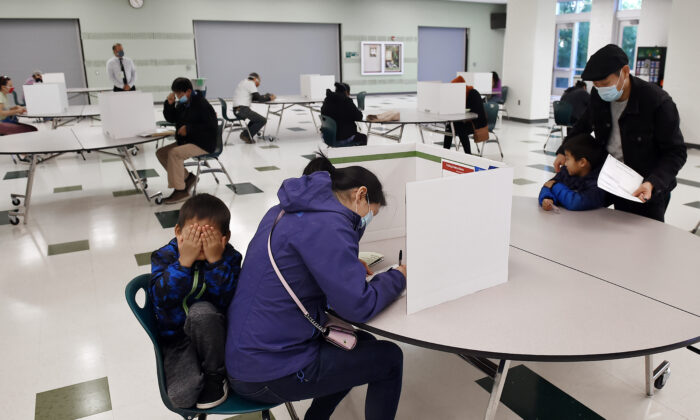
[635,46,667,88]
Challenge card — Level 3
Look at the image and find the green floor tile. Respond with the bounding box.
[155,210,180,228]
[259,145,280,149]
[678,178,700,188]
[301,154,316,160]
[227,183,263,195]
[136,169,160,178]
[224,412,276,420]
[685,201,700,209]
[112,189,141,197]
[35,377,111,420]
[101,157,122,163]
[134,252,152,266]
[47,240,90,256]
[513,178,537,186]
[4,170,29,180]
[528,164,555,173]
[255,166,280,172]
[476,364,604,420]
[0,210,10,226]
[53,185,83,193]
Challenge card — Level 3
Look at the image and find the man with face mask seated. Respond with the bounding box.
[106,42,136,92]
[553,44,686,222]
[156,77,218,204]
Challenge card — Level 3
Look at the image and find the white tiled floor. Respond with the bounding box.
[1,94,699,419]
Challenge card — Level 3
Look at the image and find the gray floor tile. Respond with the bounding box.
[136,169,159,178]
[155,210,180,229]
[528,163,555,173]
[53,185,83,193]
[4,170,29,180]
[35,377,111,420]
[286,127,306,132]
[536,133,560,138]
[47,239,90,256]
[101,157,122,163]
[684,201,700,209]
[299,121,313,124]
[677,178,700,188]
[255,166,280,172]
[134,252,152,266]
[302,154,316,160]
[521,140,540,144]
[112,189,140,197]
[513,178,537,185]
[530,150,557,157]
[0,210,9,226]
[259,145,280,149]
[227,182,263,195]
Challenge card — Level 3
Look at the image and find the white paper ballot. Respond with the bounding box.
[597,154,643,203]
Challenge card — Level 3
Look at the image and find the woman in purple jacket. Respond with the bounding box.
[226,155,407,420]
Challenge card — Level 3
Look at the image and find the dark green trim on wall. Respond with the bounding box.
[505,117,550,124]
[329,150,459,165]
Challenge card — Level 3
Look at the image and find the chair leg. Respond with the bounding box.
[543,126,555,151]
[216,158,235,187]
[494,133,503,158]
[193,161,202,196]
[261,410,271,420]
[285,402,300,420]
[225,126,233,145]
[197,414,207,420]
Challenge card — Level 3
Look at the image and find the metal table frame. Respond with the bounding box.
[261,98,323,139]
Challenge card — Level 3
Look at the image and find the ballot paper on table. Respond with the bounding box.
[597,154,643,203]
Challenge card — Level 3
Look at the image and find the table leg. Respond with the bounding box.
[117,146,160,202]
[645,354,671,397]
[397,125,405,143]
[8,154,37,224]
[451,122,460,152]
[418,125,425,144]
[275,105,287,138]
[367,122,372,142]
[484,359,510,420]
[262,105,271,137]
[308,105,319,132]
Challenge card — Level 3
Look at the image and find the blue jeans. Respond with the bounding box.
[230,331,403,420]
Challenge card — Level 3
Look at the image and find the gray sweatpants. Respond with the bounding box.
[162,301,227,408]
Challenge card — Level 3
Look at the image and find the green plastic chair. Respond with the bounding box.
[320,115,339,147]
[356,91,367,111]
[184,118,236,195]
[125,274,298,420]
[218,97,251,145]
[12,90,25,107]
[473,102,503,158]
[544,100,574,151]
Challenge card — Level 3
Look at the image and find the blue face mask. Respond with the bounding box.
[177,94,188,104]
[357,195,374,229]
[117,50,125,58]
[596,75,626,102]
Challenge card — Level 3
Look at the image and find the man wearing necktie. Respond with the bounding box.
[106,43,137,92]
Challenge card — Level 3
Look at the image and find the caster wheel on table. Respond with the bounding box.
[155,197,163,205]
[12,198,21,206]
[655,368,670,390]
[131,149,138,156]
[9,216,20,225]
[142,182,148,189]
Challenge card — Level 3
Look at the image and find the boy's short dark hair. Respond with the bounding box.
[564,134,605,168]
[171,77,193,93]
[177,193,231,235]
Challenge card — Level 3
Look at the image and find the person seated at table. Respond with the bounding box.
[226,154,406,420]
[231,72,276,144]
[443,75,488,154]
[0,76,37,135]
[539,133,606,212]
[488,71,502,102]
[321,82,367,147]
[560,80,590,125]
[24,70,43,85]
[157,77,217,204]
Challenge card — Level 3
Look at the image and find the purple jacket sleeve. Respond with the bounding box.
[292,221,406,323]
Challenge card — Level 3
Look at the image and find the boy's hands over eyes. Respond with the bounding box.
[178,224,202,268]
[202,225,227,264]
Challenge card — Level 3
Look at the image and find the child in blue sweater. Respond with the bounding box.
[150,193,242,409]
[539,133,606,211]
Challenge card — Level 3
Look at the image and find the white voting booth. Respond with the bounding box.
[456,72,492,93]
[300,74,335,99]
[23,83,69,114]
[417,81,466,114]
[98,92,155,139]
[42,72,67,84]
[328,143,513,314]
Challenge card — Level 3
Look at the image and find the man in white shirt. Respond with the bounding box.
[106,43,136,92]
[231,72,275,143]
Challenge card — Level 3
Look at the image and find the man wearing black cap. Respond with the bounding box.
[553,44,686,222]
[231,72,276,144]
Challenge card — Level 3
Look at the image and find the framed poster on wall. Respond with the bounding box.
[361,41,404,75]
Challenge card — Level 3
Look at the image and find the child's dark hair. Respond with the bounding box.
[564,134,605,168]
[171,77,193,93]
[0,76,10,87]
[303,151,387,206]
[177,193,231,235]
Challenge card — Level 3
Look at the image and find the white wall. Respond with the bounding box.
[665,0,700,146]
[0,0,506,97]
[502,0,556,122]
[637,0,672,48]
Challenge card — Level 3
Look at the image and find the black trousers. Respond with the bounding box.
[234,106,267,137]
[113,85,136,91]
[609,192,671,223]
[443,121,472,154]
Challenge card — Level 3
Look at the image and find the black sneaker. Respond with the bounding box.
[196,373,229,409]
[184,173,196,193]
[240,132,255,144]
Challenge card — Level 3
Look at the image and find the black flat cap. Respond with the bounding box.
[581,44,629,81]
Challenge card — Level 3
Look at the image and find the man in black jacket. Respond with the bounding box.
[157,77,218,204]
[320,83,366,146]
[554,44,686,222]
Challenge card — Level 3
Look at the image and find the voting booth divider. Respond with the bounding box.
[328,143,513,314]
[42,72,67,84]
[456,72,492,93]
[23,83,69,114]
[300,74,335,99]
[417,81,467,114]
[98,92,156,139]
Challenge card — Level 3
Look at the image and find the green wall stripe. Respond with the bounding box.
[84,59,196,67]
[81,32,193,40]
[330,151,453,165]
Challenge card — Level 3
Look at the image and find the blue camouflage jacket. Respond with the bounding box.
[150,238,242,340]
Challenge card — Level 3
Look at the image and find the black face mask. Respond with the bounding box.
[33,77,42,83]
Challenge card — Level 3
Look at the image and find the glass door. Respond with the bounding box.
[552,21,589,96]
[618,20,639,70]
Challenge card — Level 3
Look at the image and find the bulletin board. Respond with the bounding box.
[361,41,404,76]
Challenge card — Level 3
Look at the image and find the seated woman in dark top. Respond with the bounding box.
[560,80,590,124]
[320,82,367,146]
[443,75,489,154]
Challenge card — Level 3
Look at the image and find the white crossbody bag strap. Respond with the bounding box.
[267,210,327,334]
